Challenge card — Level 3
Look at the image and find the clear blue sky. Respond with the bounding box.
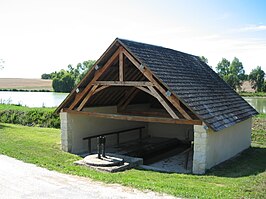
[0,0,266,78]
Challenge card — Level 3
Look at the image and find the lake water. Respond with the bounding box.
[0,91,265,113]
[243,97,266,114]
[0,91,68,107]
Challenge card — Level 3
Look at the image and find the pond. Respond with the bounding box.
[243,97,266,114]
[0,91,68,107]
[0,91,265,113]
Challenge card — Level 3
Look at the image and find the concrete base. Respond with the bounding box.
[83,154,124,167]
[75,153,143,173]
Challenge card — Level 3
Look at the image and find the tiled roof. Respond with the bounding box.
[119,38,258,131]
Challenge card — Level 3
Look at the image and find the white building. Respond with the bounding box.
[57,38,258,174]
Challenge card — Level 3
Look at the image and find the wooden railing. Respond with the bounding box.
[83,126,145,154]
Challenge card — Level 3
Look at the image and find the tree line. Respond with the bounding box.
[41,60,95,92]
[199,56,266,92]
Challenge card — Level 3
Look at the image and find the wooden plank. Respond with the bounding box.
[148,86,179,119]
[69,46,122,110]
[119,89,139,110]
[122,49,192,120]
[62,109,202,125]
[94,81,153,87]
[117,87,136,108]
[77,85,98,111]
[119,52,124,81]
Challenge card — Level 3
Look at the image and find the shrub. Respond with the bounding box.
[0,109,60,128]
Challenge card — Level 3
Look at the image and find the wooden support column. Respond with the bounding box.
[119,52,124,81]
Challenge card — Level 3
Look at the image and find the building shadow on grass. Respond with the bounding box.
[206,146,266,178]
[137,147,266,177]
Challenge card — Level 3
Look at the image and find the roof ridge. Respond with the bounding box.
[118,38,200,59]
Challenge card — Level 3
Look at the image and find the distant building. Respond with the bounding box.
[239,81,256,93]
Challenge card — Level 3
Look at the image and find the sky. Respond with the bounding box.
[0,0,266,78]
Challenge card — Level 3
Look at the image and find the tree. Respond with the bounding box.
[199,56,208,64]
[41,73,52,79]
[52,71,75,92]
[249,66,265,92]
[216,57,246,90]
[76,60,95,83]
[44,59,95,92]
[216,58,230,77]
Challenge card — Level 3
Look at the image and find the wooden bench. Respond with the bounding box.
[83,126,145,154]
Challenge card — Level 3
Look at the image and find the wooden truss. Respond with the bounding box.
[63,45,202,125]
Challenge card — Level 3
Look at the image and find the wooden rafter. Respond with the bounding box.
[122,49,192,120]
[63,109,202,125]
[69,46,122,110]
[77,85,98,111]
[94,81,153,87]
[136,86,154,97]
[148,86,179,119]
[119,51,124,81]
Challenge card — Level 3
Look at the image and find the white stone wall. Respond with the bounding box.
[60,112,72,152]
[60,110,147,154]
[148,123,193,140]
[205,118,252,169]
[193,118,252,174]
[192,125,208,174]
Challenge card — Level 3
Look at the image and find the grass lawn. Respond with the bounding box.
[239,92,266,97]
[0,115,265,199]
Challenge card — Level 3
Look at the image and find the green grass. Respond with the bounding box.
[0,116,265,198]
[0,104,55,112]
[239,92,266,97]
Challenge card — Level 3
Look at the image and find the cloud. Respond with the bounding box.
[239,25,266,32]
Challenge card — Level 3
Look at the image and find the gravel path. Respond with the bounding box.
[0,155,178,199]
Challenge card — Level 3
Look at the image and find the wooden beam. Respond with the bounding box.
[63,109,202,125]
[148,86,179,119]
[77,85,98,111]
[122,49,192,120]
[117,72,145,108]
[93,85,110,95]
[136,86,155,97]
[119,52,124,81]
[69,46,122,110]
[118,110,170,117]
[94,81,153,87]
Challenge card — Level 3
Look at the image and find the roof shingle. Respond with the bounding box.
[119,38,258,131]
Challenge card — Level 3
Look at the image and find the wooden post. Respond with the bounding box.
[119,52,124,81]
